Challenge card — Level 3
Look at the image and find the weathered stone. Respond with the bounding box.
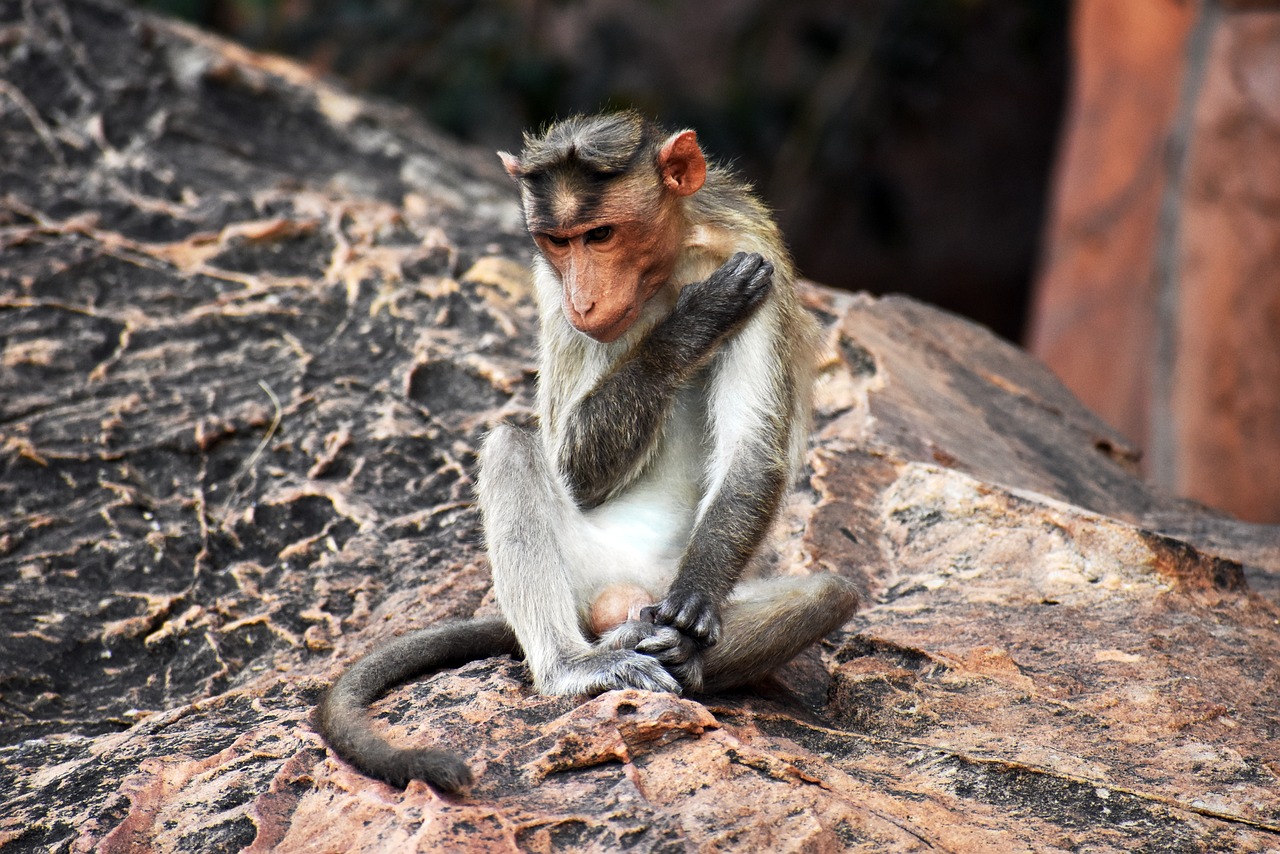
[1170,10,1280,524]
[1029,0,1280,523]
[1028,0,1198,468]
[2,2,1279,851]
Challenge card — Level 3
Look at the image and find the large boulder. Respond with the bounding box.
[1029,0,1280,524]
[2,2,1278,850]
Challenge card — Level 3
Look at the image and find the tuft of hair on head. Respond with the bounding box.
[515,110,662,179]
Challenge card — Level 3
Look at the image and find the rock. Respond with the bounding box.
[2,1,1279,851]
[1028,0,1280,524]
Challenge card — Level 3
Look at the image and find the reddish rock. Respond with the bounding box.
[2,2,1279,852]
[1029,0,1280,523]
[1026,0,1197,476]
[1172,11,1280,523]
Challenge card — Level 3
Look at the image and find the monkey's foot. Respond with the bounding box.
[599,619,704,693]
[650,591,722,647]
[546,648,682,695]
[597,618,659,650]
[633,626,704,693]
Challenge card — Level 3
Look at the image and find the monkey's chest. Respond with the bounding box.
[580,384,708,582]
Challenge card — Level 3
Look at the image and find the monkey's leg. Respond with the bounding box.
[694,574,860,693]
[478,423,682,695]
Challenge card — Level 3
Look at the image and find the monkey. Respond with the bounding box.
[317,111,860,792]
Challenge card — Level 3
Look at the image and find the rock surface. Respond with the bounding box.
[1028,0,1280,524]
[2,2,1279,851]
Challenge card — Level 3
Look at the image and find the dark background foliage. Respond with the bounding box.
[136,0,1068,342]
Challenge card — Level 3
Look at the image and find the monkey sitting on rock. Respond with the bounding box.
[317,111,860,792]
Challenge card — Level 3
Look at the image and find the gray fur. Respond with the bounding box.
[315,617,518,791]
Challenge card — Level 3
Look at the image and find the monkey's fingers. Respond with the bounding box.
[653,592,723,648]
[711,252,773,322]
[690,612,722,646]
[678,252,758,306]
[721,251,759,278]
[741,258,774,304]
[669,658,705,695]
[634,626,698,665]
[603,651,682,694]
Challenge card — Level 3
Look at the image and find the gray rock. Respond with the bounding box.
[1,2,1277,851]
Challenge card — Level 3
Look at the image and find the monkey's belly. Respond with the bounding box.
[588,583,655,637]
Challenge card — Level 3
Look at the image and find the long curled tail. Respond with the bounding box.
[316,616,520,792]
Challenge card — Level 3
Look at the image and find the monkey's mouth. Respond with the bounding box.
[572,306,637,343]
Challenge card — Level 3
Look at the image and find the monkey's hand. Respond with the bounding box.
[660,252,773,363]
[644,593,717,694]
[636,627,704,694]
[600,618,705,694]
[647,591,722,648]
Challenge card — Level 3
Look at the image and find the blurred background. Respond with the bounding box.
[134,0,1280,525]
[136,0,1069,345]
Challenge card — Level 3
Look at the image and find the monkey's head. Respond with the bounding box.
[499,111,706,343]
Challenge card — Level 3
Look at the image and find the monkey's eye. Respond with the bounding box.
[543,234,570,247]
[585,226,613,243]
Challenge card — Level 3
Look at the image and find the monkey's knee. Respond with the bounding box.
[479,422,540,470]
[700,573,860,693]
[477,422,556,508]
[773,573,860,638]
[819,574,861,627]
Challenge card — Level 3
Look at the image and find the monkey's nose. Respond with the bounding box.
[570,303,632,342]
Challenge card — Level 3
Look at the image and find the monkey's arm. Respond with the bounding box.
[651,310,796,652]
[652,437,789,648]
[556,253,773,509]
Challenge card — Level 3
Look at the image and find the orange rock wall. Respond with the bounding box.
[1029,0,1280,523]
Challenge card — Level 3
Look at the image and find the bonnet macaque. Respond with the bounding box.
[318,111,859,791]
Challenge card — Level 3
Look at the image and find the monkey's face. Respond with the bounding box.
[506,125,707,343]
[533,202,684,343]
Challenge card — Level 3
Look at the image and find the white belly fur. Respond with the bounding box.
[578,383,706,602]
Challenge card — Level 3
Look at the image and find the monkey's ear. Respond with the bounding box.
[498,151,523,179]
[659,131,706,197]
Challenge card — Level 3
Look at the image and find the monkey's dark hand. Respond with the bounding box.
[646,591,722,648]
[659,252,773,363]
[634,624,705,694]
[601,615,706,693]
